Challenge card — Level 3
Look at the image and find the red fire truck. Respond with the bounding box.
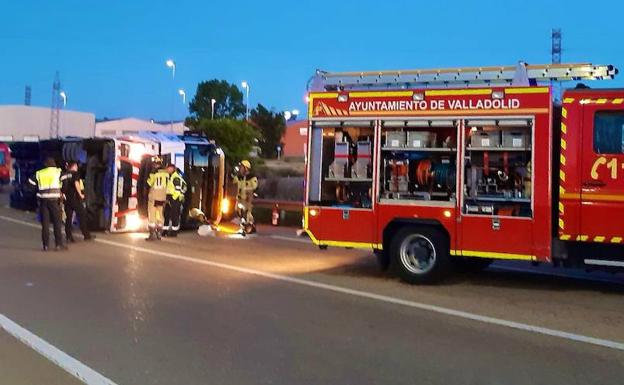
[0,142,10,186]
[303,62,623,283]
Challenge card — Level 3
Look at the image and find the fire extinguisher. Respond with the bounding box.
[271,204,280,226]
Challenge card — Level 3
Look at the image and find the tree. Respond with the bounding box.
[188,118,258,164]
[189,80,246,120]
[250,104,286,159]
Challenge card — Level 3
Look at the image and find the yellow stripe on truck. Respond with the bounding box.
[505,87,549,94]
[457,250,535,261]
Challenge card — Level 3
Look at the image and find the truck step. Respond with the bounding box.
[584,259,624,268]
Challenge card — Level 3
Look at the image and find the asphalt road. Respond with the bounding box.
[0,197,623,384]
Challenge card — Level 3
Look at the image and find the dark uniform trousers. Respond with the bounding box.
[164,198,182,234]
[40,199,63,247]
[65,198,91,239]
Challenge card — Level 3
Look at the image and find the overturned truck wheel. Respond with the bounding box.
[390,226,450,284]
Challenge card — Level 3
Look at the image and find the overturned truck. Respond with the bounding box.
[10,132,225,233]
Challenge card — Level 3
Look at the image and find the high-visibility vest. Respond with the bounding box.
[233,174,258,202]
[34,167,62,199]
[147,169,169,201]
[167,171,187,201]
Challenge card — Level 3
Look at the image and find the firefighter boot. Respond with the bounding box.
[146,228,157,241]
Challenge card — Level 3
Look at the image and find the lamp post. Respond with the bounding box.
[241,81,250,120]
[166,59,176,132]
[178,89,186,104]
[59,91,67,108]
[211,98,216,120]
[166,59,176,78]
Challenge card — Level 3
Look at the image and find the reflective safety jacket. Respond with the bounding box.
[147,169,169,202]
[233,173,258,203]
[167,171,187,201]
[28,167,62,199]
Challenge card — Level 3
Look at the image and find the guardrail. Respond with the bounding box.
[254,199,303,211]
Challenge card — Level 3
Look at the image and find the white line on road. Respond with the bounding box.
[268,235,312,244]
[2,214,624,353]
[0,313,119,385]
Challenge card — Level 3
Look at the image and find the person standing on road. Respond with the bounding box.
[232,160,258,234]
[146,157,169,241]
[28,157,66,251]
[61,161,94,242]
[163,164,187,237]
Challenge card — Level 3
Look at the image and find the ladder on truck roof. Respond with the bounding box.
[308,62,618,91]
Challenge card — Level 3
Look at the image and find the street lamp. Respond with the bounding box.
[166,59,176,78]
[59,91,67,108]
[211,98,216,120]
[178,89,186,104]
[166,59,176,132]
[241,81,250,120]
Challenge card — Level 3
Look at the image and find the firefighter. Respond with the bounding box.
[232,160,258,233]
[28,157,66,251]
[146,157,170,241]
[163,164,187,237]
[61,161,94,242]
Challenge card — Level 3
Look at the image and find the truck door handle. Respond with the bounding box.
[582,180,606,188]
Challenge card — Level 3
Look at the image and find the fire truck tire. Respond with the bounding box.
[390,226,450,284]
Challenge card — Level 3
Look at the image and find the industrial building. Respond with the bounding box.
[95,118,187,137]
[0,105,95,142]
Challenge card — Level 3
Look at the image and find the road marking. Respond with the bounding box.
[268,235,312,244]
[0,313,119,385]
[2,214,624,352]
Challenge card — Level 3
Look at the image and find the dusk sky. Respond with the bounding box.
[1,0,622,121]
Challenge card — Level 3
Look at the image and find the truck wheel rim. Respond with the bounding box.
[399,234,436,274]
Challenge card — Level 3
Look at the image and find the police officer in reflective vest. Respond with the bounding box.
[28,157,66,251]
[61,161,94,242]
[163,164,187,237]
[146,158,170,241]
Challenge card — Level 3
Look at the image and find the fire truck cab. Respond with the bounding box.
[304,62,623,283]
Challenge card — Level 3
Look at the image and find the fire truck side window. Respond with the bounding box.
[379,120,458,203]
[594,111,624,154]
[463,119,533,217]
[308,122,374,208]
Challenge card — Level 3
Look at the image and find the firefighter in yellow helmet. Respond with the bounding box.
[28,157,66,251]
[232,159,258,234]
[146,157,170,241]
[163,163,187,237]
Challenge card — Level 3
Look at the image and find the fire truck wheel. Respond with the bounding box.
[390,226,450,284]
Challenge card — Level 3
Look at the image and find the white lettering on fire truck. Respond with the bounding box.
[348,98,521,112]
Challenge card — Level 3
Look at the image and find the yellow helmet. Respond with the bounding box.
[240,160,251,169]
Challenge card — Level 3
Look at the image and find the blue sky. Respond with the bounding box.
[1,0,622,120]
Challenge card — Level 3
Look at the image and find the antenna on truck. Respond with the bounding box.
[309,62,618,92]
